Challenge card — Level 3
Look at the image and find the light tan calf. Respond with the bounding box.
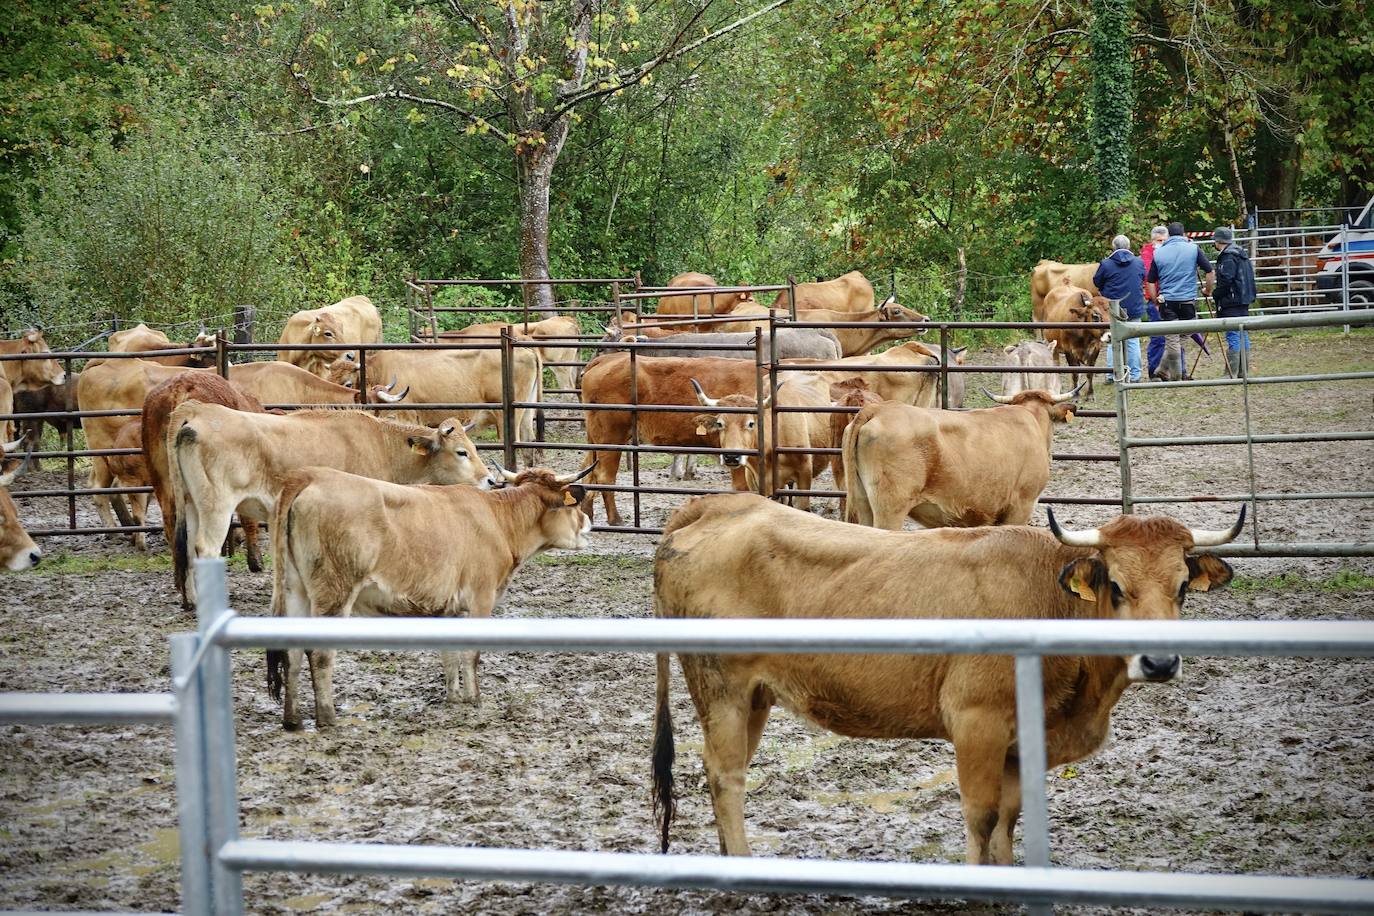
[266,463,595,728]
[767,270,876,313]
[0,328,65,394]
[652,494,1241,862]
[1002,340,1062,397]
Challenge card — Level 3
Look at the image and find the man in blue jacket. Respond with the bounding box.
[1147,222,1214,380]
[1093,234,1146,383]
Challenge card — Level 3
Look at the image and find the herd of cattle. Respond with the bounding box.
[0,267,1247,867]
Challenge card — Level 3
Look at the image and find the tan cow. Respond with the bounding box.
[827,379,883,517]
[784,340,942,407]
[169,403,492,604]
[651,494,1242,862]
[265,462,595,728]
[227,360,407,409]
[767,270,876,313]
[690,373,832,510]
[1042,279,1110,397]
[93,324,217,368]
[655,272,759,330]
[716,300,928,357]
[276,295,383,376]
[579,353,758,527]
[106,419,154,550]
[1030,260,1099,327]
[0,328,66,394]
[1002,340,1062,397]
[143,373,267,605]
[0,375,12,444]
[78,359,210,530]
[447,316,582,393]
[844,386,1081,530]
[1,441,40,571]
[325,347,541,447]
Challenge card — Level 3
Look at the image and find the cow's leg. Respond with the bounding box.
[128,491,149,551]
[89,458,118,529]
[306,648,339,728]
[681,657,753,856]
[951,708,1011,865]
[584,449,623,527]
[279,552,313,731]
[456,592,497,704]
[794,461,813,512]
[282,649,306,731]
[744,685,774,767]
[988,757,1022,866]
[241,517,264,573]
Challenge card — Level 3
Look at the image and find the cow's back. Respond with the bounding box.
[657,272,739,319]
[771,271,874,313]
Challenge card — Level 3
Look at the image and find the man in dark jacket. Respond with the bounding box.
[1093,234,1146,382]
[1212,226,1256,378]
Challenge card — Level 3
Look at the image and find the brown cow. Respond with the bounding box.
[827,379,883,517]
[1,441,40,571]
[784,340,942,407]
[142,373,269,605]
[579,353,758,526]
[690,373,832,510]
[105,419,157,550]
[1042,278,1109,397]
[79,359,211,530]
[0,328,66,394]
[767,270,876,313]
[655,272,759,330]
[265,462,594,728]
[844,386,1081,530]
[90,324,217,368]
[169,403,492,604]
[276,295,383,376]
[1030,260,1099,328]
[651,494,1242,862]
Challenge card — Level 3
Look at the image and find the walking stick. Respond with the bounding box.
[1191,297,1225,379]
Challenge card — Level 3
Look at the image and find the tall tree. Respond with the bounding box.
[281,0,792,310]
[1090,0,1132,202]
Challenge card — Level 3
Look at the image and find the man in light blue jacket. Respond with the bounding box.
[1146,222,1214,380]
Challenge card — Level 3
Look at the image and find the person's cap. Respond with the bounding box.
[1213,226,1234,243]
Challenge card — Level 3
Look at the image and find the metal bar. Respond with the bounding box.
[0,693,176,724]
[0,346,215,361]
[1124,431,1373,448]
[1130,492,1374,504]
[412,277,634,286]
[775,363,1112,374]
[501,328,517,469]
[1112,307,1134,514]
[1110,308,1374,342]
[1123,371,1374,390]
[939,325,950,410]
[11,486,153,498]
[217,840,1374,913]
[760,333,772,497]
[171,634,212,916]
[1015,656,1052,877]
[216,616,1374,657]
[1198,543,1374,558]
[64,355,75,531]
[195,560,244,914]
[27,524,164,537]
[629,313,642,528]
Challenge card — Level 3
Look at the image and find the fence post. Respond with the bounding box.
[1341,223,1350,334]
[171,634,212,916]
[629,336,642,528]
[754,334,768,497]
[1015,654,1052,916]
[357,347,369,403]
[786,275,798,321]
[215,332,229,379]
[1111,303,1133,515]
[500,327,517,470]
[939,325,950,411]
[767,322,780,498]
[64,356,76,531]
[194,558,244,915]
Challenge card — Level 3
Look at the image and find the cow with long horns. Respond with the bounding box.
[267,460,596,729]
[844,386,1082,529]
[651,494,1243,862]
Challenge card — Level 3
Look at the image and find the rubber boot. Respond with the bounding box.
[1237,349,1249,379]
[1160,343,1184,381]
[1224,347,1240,379]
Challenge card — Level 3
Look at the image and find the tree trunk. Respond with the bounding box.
[517,151,557,313]
[1091,0,1132,202]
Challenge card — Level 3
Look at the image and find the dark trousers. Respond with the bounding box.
[1145,302,1166,376]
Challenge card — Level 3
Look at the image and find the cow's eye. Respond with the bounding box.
[1110,581,1124,606]
[457,449,468,458]
[746,420,755,429]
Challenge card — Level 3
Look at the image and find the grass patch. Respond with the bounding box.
[1229,570,1374,594]
[31,551,263,576]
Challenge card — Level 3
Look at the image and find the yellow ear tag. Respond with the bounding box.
[695,424,709,435]
[1064,410,1074,423]
[410,441,431,455]
[563,491,578,506]
[1189,574,1211,592]
[1069,576,1096,602]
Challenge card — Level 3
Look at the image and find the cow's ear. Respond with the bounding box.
[694,415,713,436]
[1058,558,1107,602]
[1046,340,1057,352]
[408,435,434,455]
[1003,345,1017,355]
[563,485,586,505]
[1186,555,1233,592]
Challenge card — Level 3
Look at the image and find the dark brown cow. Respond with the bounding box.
[651,494,1242,862]
[12,374,81,458]
[142,373,268,604]
[578,353,759,526]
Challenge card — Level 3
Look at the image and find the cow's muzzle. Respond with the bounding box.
[1128,653,1181,683]
[721,454,744,468]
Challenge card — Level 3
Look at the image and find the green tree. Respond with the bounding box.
[1091,0,1132,202]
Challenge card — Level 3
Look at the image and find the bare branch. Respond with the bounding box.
[552,0,794,117]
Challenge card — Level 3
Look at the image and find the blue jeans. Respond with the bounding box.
[1145,302,1166,375]
[1225,329,1250,350]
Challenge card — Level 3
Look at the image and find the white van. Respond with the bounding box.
[1316,198,1374,305]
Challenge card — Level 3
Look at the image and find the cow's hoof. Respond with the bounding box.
[282,718,304,732]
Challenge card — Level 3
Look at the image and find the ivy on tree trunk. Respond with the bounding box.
[1090,0,1132,202]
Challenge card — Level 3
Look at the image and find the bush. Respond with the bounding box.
[4,123,290,334]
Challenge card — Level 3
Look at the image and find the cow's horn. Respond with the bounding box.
[486,456,521,483]
[980,387,1015,405]
[2,436,25,454]
[951,346,968,356]
[385,375,399,391]
[462,421,477,433]
[374,385,407,403]
[690,378,719,408]
[1046,507,1102,547]
[1052,381,1086,403]
[556,461,598,485]
[1189,506,1246,547]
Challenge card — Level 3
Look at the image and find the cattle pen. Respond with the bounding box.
[2,291,1373,914]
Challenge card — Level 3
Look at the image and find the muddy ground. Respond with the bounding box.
[1,329,1372,913]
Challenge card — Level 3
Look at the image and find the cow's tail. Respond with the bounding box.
[169,416,201,604]
[842,406,876,525]
[651,651,677,854]
[266,472,311,704]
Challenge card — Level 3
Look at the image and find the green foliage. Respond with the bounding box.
[6,119,290,329]
[1090,0,1133,202]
